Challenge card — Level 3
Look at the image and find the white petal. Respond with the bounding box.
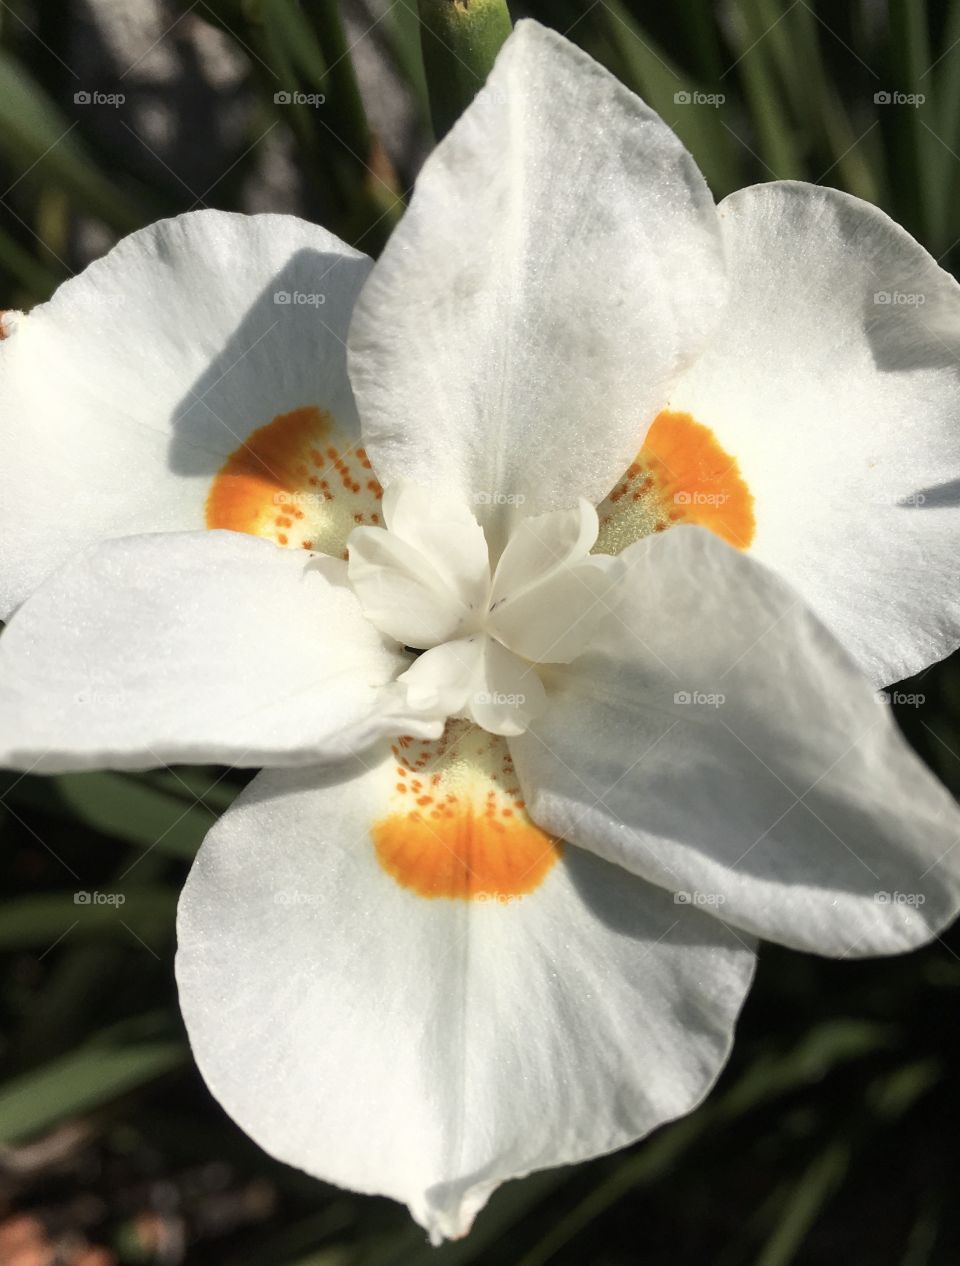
[489,499,598,601]
[511,526,960,957]
[668,181,960,684]
[0,531,437,772]
[466,638,547,736]
[348,20,726,556]
[382,482,490,609]
[493,558,622,664]
[398,636,484,716]
[0,210,372,618]
[489,500,623,662]
[347,526,474,648]
[176,731,754,1242]
[399,637,547,737]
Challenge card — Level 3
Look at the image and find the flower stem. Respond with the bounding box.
[416,0,512,140]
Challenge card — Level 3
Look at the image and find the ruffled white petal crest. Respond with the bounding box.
[398,637,485,717]
[347,526,476,648]
[488,500,623,662]
[398,637,546,737]
[381,481,490,607]
[511,525,960,956]
[667,181,960,684]
[468,637,547,736]
[176,743,755,1242]
[0,210,370,618]
[348,19,727,556]
[0,531,437,772]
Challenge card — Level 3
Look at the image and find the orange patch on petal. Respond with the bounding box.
[373,722,562,902]
[595,410,755,555]
[205,405,382,559]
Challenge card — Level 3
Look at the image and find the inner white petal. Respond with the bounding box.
[489,498,599,610]
[347,526,475,649]
[489,556,622,664]
[397,636,484,717]
[397,635,546,737]
[382,480,491,611]
[347,485,621,735]
[467,638,547,737]
[487,499,622,663]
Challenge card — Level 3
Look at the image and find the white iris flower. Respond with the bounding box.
[1,20,959,1245]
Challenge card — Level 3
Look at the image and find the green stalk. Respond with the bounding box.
[300,0,372,159]
[928,0,960,254]
[416,0,513,140]
[888,0,937,247]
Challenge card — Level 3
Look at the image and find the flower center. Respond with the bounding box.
[346,484,620,737]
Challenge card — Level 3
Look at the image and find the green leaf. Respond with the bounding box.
[718,1020,898,1120]
[0,220,61,300]
[298,0,371,157]
[0,51,144,230]
[0,1039,186,1143]
[52,771,217,860]
[0,888,176,951]
[726,1,807,179]
[753,1143,850,1266]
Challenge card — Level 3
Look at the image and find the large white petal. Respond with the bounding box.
[176,735,754,1242]
[348,20,726,556]
[511,526,960,957]
[0,210,372,618]
[667,181,960,684]
[0,531,436,772]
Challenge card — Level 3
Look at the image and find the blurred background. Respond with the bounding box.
[1,0,960,1263]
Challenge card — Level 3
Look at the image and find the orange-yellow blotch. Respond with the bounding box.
[595,410,755,555]
[372,724,563,902]
[205,405,383,558]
